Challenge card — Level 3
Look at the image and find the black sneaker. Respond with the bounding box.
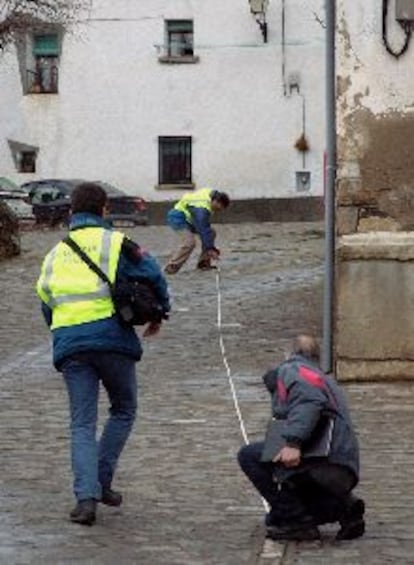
[266,515,321,542]
[101,487,123,507]
[266,523,321,542]
[70,499,97,526]
[336,495,365,540]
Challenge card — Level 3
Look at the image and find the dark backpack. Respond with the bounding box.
[63,236,165,326]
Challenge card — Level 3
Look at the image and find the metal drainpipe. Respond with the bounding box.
[322,0,336,374]
[281,0,287,96]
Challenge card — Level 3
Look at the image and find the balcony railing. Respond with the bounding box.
[26,66,58,94]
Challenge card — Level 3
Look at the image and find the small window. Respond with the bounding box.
[159,137,192,186]
[19,151,37,173]
[167,20,194,57]
[27,33,60,94]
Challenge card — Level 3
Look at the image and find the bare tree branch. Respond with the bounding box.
[0,0,90,49]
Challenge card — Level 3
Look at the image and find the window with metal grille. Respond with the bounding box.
[159,137,192,185]
[166,20,194,57]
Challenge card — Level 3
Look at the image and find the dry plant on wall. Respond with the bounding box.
[0,0,91,50]
[294,132,310,153]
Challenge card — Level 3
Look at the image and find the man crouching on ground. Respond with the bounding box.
[238,334,365,541]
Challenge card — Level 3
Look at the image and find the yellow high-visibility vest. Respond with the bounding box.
[37,227,124,330]
[174,188,213,223]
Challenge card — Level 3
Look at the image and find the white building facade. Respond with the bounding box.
[0,0,325,202]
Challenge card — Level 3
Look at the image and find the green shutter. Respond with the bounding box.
[33,34,60,56]
[167,20,193,32]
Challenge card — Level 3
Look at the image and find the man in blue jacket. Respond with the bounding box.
[164,187,230,274]
[37,183,170,526]
[238,335,365,541]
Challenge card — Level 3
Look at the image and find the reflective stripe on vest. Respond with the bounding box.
[37,228,124,329]
[174,188,213,223]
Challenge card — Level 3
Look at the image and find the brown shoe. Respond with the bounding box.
[197,261,217,271]
[164,264,180,274]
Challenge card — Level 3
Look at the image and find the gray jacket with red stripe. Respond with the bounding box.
[263,355,360,484]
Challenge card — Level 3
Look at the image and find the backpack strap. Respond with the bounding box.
[63,236,112,288]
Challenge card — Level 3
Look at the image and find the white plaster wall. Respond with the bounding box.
[337,0,414,175]
[0,0,325,201]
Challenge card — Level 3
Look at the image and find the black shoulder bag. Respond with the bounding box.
[63,236,165,326]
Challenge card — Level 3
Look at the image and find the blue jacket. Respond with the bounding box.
[40,213,170,370]
[263,355,360,484]
[167,207,216,250]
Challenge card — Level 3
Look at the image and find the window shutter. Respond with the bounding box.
[167,20,193,32]
[33,34,60,56]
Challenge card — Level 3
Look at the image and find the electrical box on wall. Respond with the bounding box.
[295,171,311,192]
[396,0,414,22]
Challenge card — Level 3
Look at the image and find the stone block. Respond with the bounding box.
[378,186,414,230]
[336,178,364,206]
[336,234,414,362]
[337,206,359,235]
[357,216,401,233]
[337,360,414,381]
[337,231,414,261]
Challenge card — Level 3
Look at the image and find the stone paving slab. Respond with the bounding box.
[0,223,413,564]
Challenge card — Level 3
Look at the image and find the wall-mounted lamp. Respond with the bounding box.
[249,0,269,43]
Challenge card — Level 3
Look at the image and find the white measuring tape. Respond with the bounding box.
[215,267,250,445]
[215,267,269,512]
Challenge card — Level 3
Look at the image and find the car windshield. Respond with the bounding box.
[0,177,24,193]
[31,185,69,204]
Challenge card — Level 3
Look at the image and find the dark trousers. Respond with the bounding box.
[238,442,355,525]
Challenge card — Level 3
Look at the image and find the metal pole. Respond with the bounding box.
[322,0,336,373]
[281,0,287,95]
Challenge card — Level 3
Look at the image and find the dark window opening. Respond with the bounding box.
[19,151,37,173]
[166,20,194,57]
[159,137,192,185]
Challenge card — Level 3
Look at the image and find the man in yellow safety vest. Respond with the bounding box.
[37,182,170,526]
[164,188,230,274]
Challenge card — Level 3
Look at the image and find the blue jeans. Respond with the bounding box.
[62,352,137,501]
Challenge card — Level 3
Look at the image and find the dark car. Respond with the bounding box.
[21,179,148,227]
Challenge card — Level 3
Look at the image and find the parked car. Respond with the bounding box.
[0,177,34,221]
[21,179,148,226]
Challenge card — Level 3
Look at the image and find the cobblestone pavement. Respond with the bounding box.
[0,222,413,564]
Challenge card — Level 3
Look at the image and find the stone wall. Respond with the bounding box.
[335,1,414,379]
[336,111,414,236]
[0,202,21,260]
[336,233,414,381]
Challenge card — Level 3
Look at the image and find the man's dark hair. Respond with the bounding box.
[293,334,320,363]
[212,191,230,209]
[71,183,108,217]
